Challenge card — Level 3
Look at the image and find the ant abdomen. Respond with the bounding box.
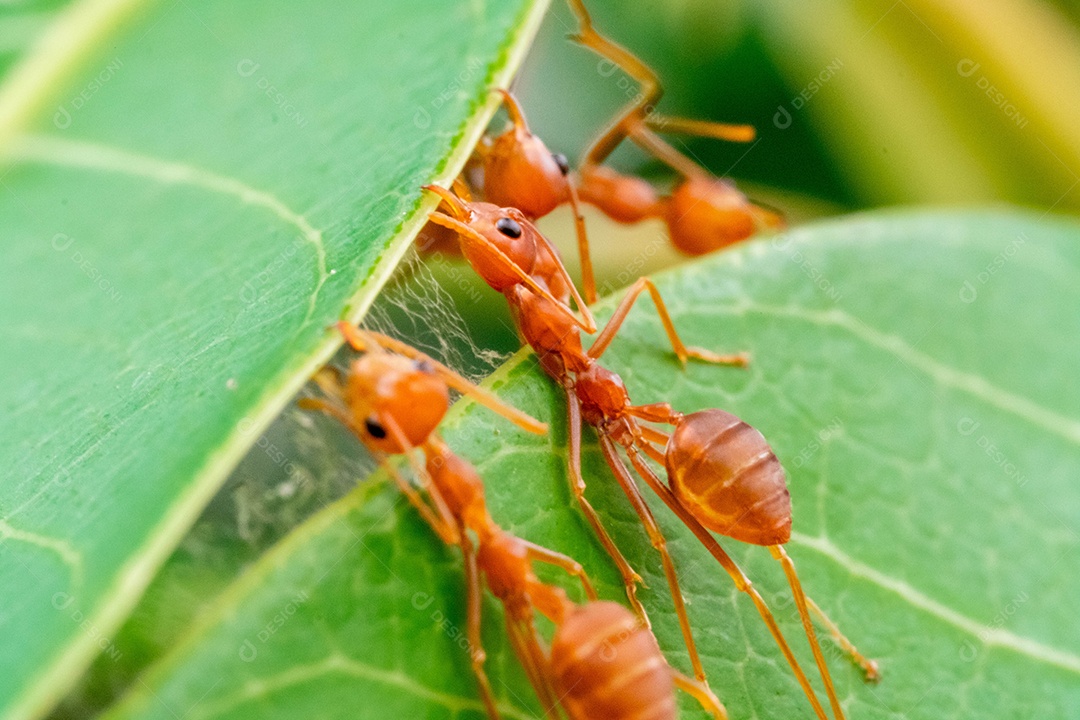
[666,409,792,547]
[664,177,757,255]
[550,601,677,720]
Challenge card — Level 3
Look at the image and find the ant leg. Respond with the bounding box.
[587,276,748,367]
[627,121,709,181]
[645,115,755,143]
[335,320,375,353]
[461,531,500,720]
[806,595,881,682]
[564,0,662,167]
[635,427,674,457]
[621,446,831,720]
[296,397,358,435]
[523,540,599,601]
[670,669,729,720]
[565,180,598,305]
[506,616,560,719]
[382,460,459,546]
[770,546,847,720]
[566,391,649,624]
[628,402,681,426]
[637,438,667,467]
[597,435,710,684]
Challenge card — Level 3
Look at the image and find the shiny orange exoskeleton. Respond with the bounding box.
[301,325,729,720]
[423,185,879,720]
[467,1,783,304]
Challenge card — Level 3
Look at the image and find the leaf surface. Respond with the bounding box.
[0,0,547,717]
[103,210,1080,719]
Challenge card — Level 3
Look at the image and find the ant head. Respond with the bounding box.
[482,89,570,218]
[344,353,449,454]
[423,184,541,293]
[664,176,759,255]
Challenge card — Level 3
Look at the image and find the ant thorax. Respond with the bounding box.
[425,441,487,523]
[508,285,588,370]
[475,528,532,606]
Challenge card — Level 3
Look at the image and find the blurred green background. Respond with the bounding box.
[519,0,1080,214]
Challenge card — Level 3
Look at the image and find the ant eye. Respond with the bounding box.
[364,417,387,439]
[495,217,522,238]
[552,152,570,175]
[413,359,434,374]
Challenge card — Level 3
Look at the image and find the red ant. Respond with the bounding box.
[468,0,783,303]
[300,324,729,720]
[422,184,879,720]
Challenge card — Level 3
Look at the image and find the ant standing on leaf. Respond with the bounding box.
[403,3,874,716]
[422,183,880,720]
[300,324,729,720]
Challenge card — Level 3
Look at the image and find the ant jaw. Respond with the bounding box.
[492,88,531,133]
[421,184,470,221]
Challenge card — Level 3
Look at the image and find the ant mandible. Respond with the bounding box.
[422,185,879,720]
[300,324,729,720]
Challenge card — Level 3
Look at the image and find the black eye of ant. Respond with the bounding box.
[364,417,387,439]
[552,152,570,175]
[413,359,434,374]
[495,217,522,238]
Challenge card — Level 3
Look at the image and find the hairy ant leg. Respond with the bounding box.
[596,434,714,690]
[587,276,749,367]
[565,390,650,624]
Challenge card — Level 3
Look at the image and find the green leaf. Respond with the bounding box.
[0,0,548,717]
[99,209,1080,719]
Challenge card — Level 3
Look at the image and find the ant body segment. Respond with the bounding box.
[423,185,879,720]
[300,324,728,720]
[467,1,783,303]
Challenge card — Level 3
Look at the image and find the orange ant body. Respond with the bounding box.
[300,325,728,720]
[465,1,783,304]
[423,185,879,720]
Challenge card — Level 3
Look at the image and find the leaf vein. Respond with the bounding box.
[710,302,1080,448]
[0,518,84,595]
[791,531,1080,675]
[187,652,537,720]
[7,134,330,322]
